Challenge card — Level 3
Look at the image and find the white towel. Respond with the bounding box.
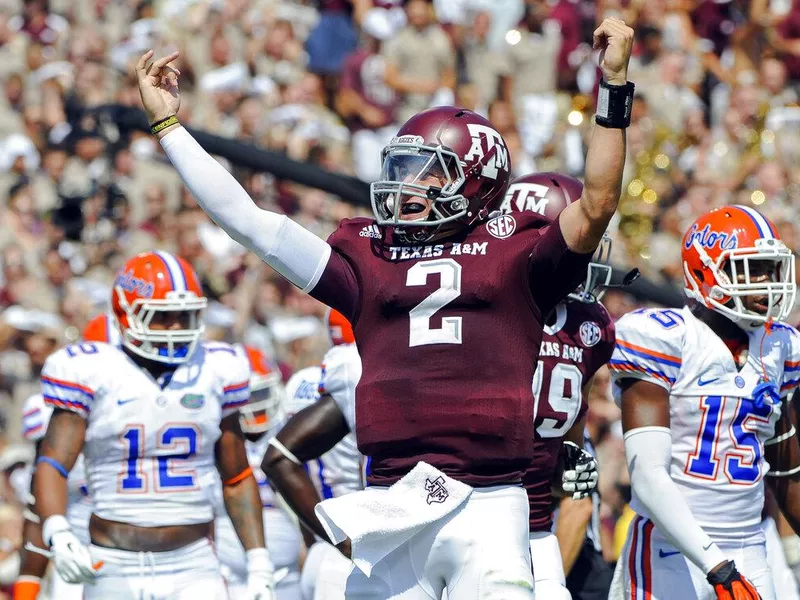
[314,462,472,577]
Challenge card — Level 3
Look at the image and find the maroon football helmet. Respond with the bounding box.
[501,172,613,302]
[370,106,511,242]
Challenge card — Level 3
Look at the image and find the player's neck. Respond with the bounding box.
[122,346,178,385]
[690,303,748,347]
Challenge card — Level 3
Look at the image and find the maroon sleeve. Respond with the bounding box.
[527,214,593,317]
[308,225,362,323]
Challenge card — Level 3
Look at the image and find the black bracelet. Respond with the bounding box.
[150,115,179,135]
[595,80,635,129]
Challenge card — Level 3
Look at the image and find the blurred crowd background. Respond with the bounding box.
[0,0,800,595]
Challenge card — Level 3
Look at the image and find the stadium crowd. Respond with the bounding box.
[0,0,799,597]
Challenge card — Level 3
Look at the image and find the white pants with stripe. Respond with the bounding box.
[609,515,775,600]
[343,485,534,599]
[84,538,227,600]
[529,531,571,600]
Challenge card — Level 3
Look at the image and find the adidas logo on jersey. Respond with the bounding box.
[359,224,382,239]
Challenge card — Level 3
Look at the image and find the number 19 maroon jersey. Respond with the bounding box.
[524,300,615,532]
[310,213,592,487]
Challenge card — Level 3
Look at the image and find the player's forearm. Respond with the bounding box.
[223,475,267,550]
[262,451,330,542]
[34,412,84,521]
[625,427,727,573]
[19,517,49,578]
[566,124,626,253]
[555,496,593,575]
[159,127,331,290]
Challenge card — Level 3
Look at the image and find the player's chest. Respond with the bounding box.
[363,238,524,313]
[86,368,223,443]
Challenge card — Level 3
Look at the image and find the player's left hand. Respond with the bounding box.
[593,17,634,86]
[244,548,278,600]
[561,441,599,500]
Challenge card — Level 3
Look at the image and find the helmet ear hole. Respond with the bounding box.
[693,269,704,282]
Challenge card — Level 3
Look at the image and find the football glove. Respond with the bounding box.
[244,548,278,600]
[706,560,762,600]
[561,441,598,500]
[50,529,99,584]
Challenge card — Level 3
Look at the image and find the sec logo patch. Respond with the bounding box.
[486,214,516,239]
[579,321,602,347]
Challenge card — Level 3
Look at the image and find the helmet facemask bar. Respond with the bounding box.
[370,144,468,238]
[239,373,285,435]
[116,289,207,364]
[569,234,613,303]
[688,239,796,328]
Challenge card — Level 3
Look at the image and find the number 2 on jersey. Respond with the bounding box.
[686,396,772,484]
[120,424,200,492]
[406,259,462,347]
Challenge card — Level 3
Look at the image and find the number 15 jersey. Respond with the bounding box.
[41,341,250,527]
[609,306,800,536]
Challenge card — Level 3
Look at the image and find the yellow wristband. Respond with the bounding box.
[150,115,179,135]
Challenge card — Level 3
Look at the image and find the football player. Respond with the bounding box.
[264,309,364,600]
[502,172,615,600]
[610,206,800,600]
[137,17,633,597]
[13,315,114,600]
[210,345,304,600]
[33,251,277,600]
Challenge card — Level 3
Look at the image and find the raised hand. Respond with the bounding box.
[593,18,634,86]
[135,50,181,125]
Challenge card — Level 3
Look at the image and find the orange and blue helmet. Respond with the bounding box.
[111,251,207,364]
[236,345,285,435]
[326,308,355,346]
[682,205,796,329]
[82,313,121,346]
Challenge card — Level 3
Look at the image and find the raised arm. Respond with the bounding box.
[559,18,633,254]
[765,392,800,534]
[134,51,333,293]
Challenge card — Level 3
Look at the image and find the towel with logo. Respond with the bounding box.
[314,461,472,577]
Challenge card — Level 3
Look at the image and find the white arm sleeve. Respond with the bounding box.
[624,426,727,574]
[160,127,331,291]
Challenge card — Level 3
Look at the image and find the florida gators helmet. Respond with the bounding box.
[327,308,355,347]
[82,313,121,346]
[370,106,511,243]
[111,251,207,364]
[237,345,285,435]
[682,205,796,329]
[501,172,612,303]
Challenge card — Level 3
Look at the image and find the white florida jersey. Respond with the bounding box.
[285,346,364,498]
[22,394,91,542]
[610,306,800,535]
[41,340,250,527]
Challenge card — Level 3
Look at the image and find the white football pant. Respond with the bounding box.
[609,515,775,600]
[299,541,352,600]
[84,538,227,600]
[529,531,571,600]
[762,517,800,600]
[344,485,534,599]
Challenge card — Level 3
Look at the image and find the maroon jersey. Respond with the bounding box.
[310,212,592,487]
[339,49,397,132]
[524,300,615,532]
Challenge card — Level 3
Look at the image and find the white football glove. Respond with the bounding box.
[561,441,599,500]
[44,516,98,584]
[244,548,278,600]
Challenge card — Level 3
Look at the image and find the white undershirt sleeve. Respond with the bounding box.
[160,127,331,291]
[624,426,728,574]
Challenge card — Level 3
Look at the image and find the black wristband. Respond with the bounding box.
[150,115,179,135]
[706,560,736,586]
[595,80,635,129]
